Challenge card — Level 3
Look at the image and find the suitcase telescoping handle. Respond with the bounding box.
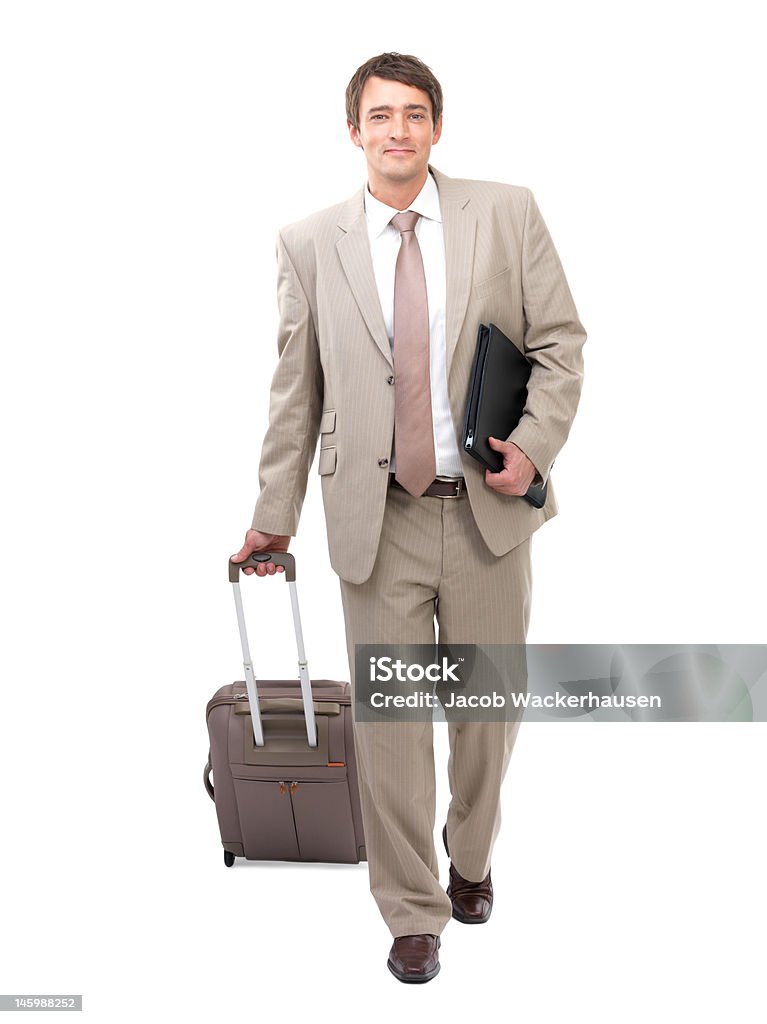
[228,551,318,749]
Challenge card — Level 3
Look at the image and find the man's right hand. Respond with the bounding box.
[231,530,291,576]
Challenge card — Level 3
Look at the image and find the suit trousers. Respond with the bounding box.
[338,480,532,938]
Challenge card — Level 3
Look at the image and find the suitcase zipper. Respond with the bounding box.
[207,691,351,714]
[232,773,345,784]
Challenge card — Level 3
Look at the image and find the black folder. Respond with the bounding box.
[461,322,548,509]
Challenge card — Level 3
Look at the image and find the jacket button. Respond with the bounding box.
[378,458,389,468]
[386,375,395,385]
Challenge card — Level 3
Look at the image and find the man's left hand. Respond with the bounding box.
[483,437,537,496]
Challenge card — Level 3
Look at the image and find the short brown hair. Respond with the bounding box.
[345,52,443,131]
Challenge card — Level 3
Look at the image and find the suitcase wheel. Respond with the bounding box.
[223,850,235,867]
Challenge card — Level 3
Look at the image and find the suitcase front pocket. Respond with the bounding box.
[289,779,357,862]
[231,775,358,863]
[232,779,300,860]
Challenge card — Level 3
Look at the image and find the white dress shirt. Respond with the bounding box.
[363,171,463,479]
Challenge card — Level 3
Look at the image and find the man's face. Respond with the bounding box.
[348,76,442,192]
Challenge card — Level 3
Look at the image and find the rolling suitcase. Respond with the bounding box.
[204,551,366,866]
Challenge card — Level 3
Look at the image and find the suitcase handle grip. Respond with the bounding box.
[229,551,296,583]
[204,756,215,801]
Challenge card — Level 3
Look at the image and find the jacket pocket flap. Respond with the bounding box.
[473,266,512,299]
[319,445,337,475]
[320,409,336,434]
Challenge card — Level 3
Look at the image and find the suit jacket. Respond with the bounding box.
[251,165,586,584]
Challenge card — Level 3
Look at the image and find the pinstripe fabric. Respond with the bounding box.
[339,485,531,938]
[251,165,586,584]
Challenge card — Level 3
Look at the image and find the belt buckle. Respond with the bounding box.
[439,477,464,498]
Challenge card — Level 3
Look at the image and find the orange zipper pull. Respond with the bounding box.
[278,781,286,794]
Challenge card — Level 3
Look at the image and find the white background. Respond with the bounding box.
[1,1,765,1020]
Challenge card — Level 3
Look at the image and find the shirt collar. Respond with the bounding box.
[364,170,442,239]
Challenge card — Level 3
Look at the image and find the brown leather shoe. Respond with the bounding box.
[387,934,441,983]
[443,824,493,924]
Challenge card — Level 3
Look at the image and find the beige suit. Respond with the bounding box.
[252,165,586,583]
[252,166,586,937]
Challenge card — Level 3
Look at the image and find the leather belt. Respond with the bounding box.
[389,475,465,498]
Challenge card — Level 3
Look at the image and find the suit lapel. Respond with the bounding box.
[334,167,477,373]
[336,187,393,368]
[430,166,477,376]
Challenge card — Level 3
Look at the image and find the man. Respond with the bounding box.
[232,52,586,983]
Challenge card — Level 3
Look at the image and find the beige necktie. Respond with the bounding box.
[391,211,436,497]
